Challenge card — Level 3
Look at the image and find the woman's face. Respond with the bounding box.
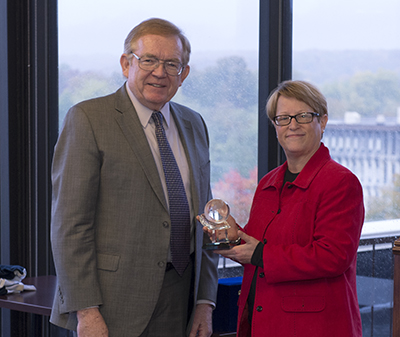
[274,95,328,164]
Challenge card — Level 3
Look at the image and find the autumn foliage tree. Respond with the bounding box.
[211,166,258,225]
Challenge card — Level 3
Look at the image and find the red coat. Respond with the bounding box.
[237,143,364,337]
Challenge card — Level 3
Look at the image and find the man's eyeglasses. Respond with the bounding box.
[273,112,321,126]
[131,52,184,76]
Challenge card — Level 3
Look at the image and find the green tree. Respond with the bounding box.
[178,56,258,183]
[183,56,257,109]
[323,70,400,118]
[59,64,124,126]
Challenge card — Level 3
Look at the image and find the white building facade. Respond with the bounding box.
[323,113,400,209]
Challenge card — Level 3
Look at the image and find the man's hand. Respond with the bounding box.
[77,307,108,337]
[199,214,239,242]
[216,231,260,265]
[189,303,213,337]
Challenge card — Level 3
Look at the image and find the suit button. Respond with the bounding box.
[163,221,169,228]
[263,239,267,244]
[259,272,265,278]
[256,306,263,312]
[158,261,166,268]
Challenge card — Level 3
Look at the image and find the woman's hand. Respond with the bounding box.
[215,231,260,265]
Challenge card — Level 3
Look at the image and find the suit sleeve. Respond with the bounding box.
[51,105,103,313]
[191,113,219,303]
[197,180,219,302]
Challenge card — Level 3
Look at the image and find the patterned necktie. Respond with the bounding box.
[152,111,190,276]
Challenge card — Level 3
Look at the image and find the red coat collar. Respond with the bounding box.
[260,143,331,191]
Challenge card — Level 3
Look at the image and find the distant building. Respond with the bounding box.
[323,110,400,208]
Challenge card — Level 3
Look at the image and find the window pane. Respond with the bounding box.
[58,1,259,274]
[293,1,400,335]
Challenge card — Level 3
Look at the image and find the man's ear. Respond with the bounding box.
[179,65,190,86]
[120,54,130,78]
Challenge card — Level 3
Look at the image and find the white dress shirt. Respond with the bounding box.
[125,83,195,254]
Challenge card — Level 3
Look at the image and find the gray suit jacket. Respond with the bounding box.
[50,84,219,335]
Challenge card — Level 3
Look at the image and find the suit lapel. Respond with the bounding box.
[170,105,205,294]
[113,85,168,211]
[170,104,200,217]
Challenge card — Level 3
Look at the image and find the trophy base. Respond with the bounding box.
[203,242,232,250]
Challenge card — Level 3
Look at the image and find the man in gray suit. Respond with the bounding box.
[50,18,219,337]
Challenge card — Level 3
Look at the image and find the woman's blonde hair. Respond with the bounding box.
[266,80,328,121]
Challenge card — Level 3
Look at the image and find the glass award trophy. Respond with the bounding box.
[199,198,233,250]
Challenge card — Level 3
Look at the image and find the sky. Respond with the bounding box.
[293,0,400,51]
[58,0,259,72]
[58,0,400,72]
[58,1,259,53]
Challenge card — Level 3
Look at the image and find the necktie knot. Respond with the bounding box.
[152,111,164,128]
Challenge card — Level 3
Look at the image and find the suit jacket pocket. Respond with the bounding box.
[97,253,120,272]
[281,296,325,312]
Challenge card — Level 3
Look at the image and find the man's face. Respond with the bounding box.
[120,34,190,111]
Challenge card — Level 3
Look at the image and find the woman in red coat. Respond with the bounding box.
[213,80,364,336]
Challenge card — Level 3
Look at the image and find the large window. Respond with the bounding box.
[293,1,400,335]
[2,0,400,336]
[55,0,399,335]
[58,0,259,225]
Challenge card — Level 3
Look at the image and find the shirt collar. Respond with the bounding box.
[125,82,171,128]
